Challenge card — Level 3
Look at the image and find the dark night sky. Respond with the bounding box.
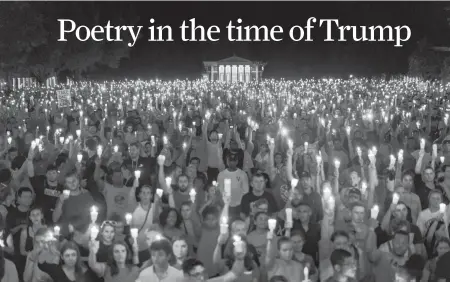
[86,1,450,79]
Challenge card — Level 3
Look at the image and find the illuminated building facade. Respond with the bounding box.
[203,55,266,83]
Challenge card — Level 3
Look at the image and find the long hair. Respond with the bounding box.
[59,242,84,278]
[223,235,254,271]
[107,242,133,277]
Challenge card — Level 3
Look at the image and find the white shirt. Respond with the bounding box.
[217,168,249,207]
[136,265,183,282]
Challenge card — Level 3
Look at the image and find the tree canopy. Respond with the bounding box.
[0,2,138,82]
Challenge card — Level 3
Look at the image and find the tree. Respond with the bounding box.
[0,2,139,83]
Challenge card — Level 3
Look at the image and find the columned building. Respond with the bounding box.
[203,56,266,83]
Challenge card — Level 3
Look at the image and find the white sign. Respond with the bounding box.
[56,89,71,108]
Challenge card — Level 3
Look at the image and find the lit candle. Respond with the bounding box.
[361,181,367,195]
[90,225,99,241]
[156,188,163,198]
[182,142,187,149]
[212,181,217,187]
[291,178,299,189]
[130,228,138,239]
[90,206,98,223]
[63,190,70,198]
[346,126,351,136]
[288,139,293,149]
[220,216,229,234]
[54,226,60,237]
[304,142,309,153]
[334,159,340,169]
[285,208,293,224]
[356,146,362,157]
[420,138,425,150]
[218,133,223,139]
[158,155,166,164]
[441,156,445,164]
[433,144,438,156]
[165,177,171,187]
[268,218,277,232]
[224,179,231,197]
[125,213,132,225]
[163,135,168,145]
[76,129,81,138]
[440,203,446,214]
[392,193,400,205]
[189,189,197,202]
[97,145,103,157]
[316,154,322,164]
[304,267,309,282]
[31,140,36,149]
[59,136,64,144]
[398,150,404,163]
[233,235,244,253]
[134,170,141,179]
[7,137,11,145]
[114,145,118,153]
[371,205,379,219]
[77,153,82,163]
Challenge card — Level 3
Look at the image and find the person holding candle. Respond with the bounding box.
[23,227,55,282]
[52,172,99,239]
[240,173,277,221]
[202,118,225,184]
[421,237,450,282]
[197,206,222,278]
[417,190,449,256]
[19,207,46,257]
[217,154,249,220]
[179,202,202,254]
[88,240,139,282]
[414,164,437,210]
[290,230,318,282]
[246,211,269,259]
[388,171,422,224]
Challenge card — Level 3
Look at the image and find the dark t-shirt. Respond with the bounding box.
[6,206,29,255]
[30,176,64,223]
[240,191,278,216]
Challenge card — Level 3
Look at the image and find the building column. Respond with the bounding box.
[210,66,213,81]
[255,66,259,81]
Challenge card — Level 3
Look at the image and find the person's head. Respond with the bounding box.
[435,237,450,257]
[60,241,82,270]
[277,236,293,261]
[129,142,140,159]
[110,169,123,187]
[429,190,443,210]
[331,230,351,252]
[290,230,306,252]
[193,176,205,191]
[65,172,79,191]
[182,258,207,281]
[135,184,153,204]
[347,188,362,204]
[17,187,33,208]
[186,164,197,180]
[108,242,132,275]
[180,201,193,220]
[333,138,343,150]
[330,249,357,278]
[300,171,312,191]
[391,230,410,256]
[254,211,268,230]
[231,219,247,237]
[251,198,269,215]
[252,173,266,192]
[177,174,189,192]
[274,153,283,165]
[172,235,189,259]
[33,227,50,250]
[209,130,219,143]
[101,221,116,243]
[159,208,181,228]
[393,202,409,221]
[349,171,361,187]
[46,164,59,182]
[292,201,311,223]
[227,154,238,170]
[423,166,435,183]
[149,239,173,267]
[28,206,44,226]
[189,157,200,170]
[401,170,415,192]
[350,202,366,224]
[201,206,219,229]
[444,165,450,180]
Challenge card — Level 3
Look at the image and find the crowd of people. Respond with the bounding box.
[0,76,449,282]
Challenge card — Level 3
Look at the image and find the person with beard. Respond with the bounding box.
[297,172,323,224]
[159,155,192,207]
[388,171,422,224]
[52,171,100,238]
[370,230,416,282]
